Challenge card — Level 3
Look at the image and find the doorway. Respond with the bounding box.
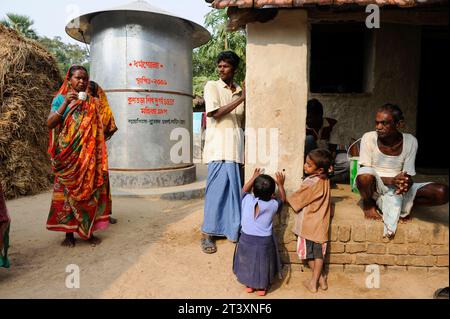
[416,26,449,169]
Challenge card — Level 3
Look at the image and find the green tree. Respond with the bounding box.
[38,36,90,77]
[0,13,38,40]
[193,9,246,99]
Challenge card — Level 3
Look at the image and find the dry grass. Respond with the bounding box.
[0,25,62,199]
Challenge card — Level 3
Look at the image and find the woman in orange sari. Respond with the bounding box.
[88,80,118,224]
[88,80,118,141]
[46,65,113,247]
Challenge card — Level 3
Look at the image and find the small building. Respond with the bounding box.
[209,0,448,184]
[206,0,449,273]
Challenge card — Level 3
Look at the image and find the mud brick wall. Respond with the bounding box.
[274,208,449,274]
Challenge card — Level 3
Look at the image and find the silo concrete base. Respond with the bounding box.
[110,164,207,200]
[109,165,196,189]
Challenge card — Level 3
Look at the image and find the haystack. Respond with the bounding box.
[0,25,62,199]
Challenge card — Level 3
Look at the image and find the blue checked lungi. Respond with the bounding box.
[202,161,242,242]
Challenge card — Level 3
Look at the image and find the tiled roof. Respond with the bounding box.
[210,0,445,9]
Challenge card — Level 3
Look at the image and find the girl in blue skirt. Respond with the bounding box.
[233,168,286,296]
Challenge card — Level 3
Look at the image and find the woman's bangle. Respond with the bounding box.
[55,110,63,117]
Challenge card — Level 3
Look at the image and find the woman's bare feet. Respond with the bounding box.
[319,275,328,290]
[88,235,101,247]
[61,233,76,247]
[303,280,318,293]
[109,217,118,224]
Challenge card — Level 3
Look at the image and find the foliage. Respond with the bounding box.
[1,10,247,99]
[193,9,246,98]
[0,13,38,40]
[38,36,89,77]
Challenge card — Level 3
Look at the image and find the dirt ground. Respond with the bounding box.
[0,191,448,299]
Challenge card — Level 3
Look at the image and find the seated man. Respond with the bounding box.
[305,98,349,183]
[356,103,448,238]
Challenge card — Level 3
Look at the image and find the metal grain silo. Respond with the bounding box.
[65,1,210,189]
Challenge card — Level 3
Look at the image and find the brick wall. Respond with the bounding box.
[274,207,449,273]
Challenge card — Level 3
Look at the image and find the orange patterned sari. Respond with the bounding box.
[96,86,117,140]
[46,70,111,240]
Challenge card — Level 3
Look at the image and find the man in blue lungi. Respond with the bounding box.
[200,51,245,254]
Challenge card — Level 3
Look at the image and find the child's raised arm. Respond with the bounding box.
[242,168,262,193]
[275,171,286,203]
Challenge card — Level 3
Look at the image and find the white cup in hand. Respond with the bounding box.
[78,92,87,101]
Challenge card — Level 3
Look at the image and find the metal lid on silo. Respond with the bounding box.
[65,0,211,48]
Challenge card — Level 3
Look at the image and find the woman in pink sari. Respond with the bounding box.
[0,184,10,268]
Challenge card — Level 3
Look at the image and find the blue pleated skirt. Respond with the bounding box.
[233,231,280,289]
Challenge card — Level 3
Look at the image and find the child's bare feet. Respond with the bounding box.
[245,287,255,293]
[303,280,318,293]
[61,233,76,247]
[256,289,267,296]
[319,275,328,290]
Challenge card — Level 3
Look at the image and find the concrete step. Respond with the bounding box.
[111,164,208,200]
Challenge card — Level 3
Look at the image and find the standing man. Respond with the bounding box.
[356,103,448,238]
[201,51,245,254]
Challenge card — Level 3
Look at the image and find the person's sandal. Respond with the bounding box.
[200,237,217,254]
[434,287,449,299]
